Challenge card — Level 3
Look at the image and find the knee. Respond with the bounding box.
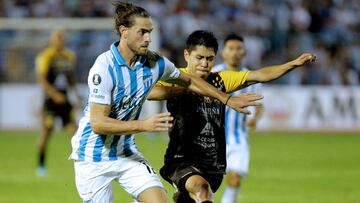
[185,175,214,202]
[194,180,211,192]
[186,176,211,193]
[227,172,241,188]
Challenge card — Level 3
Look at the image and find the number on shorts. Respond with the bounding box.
[141,161,156,174]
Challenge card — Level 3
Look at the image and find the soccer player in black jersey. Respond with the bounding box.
[148,30,316,203]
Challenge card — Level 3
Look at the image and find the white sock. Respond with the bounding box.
[221,186,240,203]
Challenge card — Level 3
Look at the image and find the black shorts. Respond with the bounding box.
[43,98,73,127]
[160,162,223,193]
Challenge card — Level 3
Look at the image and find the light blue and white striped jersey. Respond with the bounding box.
[70,41,180,162]
[212,64,261,146]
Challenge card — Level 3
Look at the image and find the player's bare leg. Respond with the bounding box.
[38,126,52,166]
[221,171,241,203]
[138,187,169,203]
[185,175,214,203]
[37,114,54,176]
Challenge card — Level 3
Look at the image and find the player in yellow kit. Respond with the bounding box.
[148,30,316,203]
[35,28,79,176]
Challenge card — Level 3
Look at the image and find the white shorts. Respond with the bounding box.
[226,143,250,177]
[74,153,164,203]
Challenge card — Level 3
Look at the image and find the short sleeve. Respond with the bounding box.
[156,80,177,87]
[88,60,114,105]
[35,52,50,75]
[159,57,180,81]
[219,70,250,93]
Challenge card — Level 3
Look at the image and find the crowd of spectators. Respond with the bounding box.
[0,0,359,85]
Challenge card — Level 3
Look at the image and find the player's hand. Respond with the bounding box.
[226,93,263,115]
[143,112,173,132]
[247,118,257,131]
[290,53,316,67]
[52,92,67,104]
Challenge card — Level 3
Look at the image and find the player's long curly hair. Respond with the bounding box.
[113,2,150,36]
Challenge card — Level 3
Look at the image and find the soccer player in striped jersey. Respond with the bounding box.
[148,30,316,203]
[36,28,79,176]
[212,34,264,203]
[69,3,262,203]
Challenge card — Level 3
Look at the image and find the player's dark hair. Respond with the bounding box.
[113,2,150,36]
[186,30,218,54]
[224,33,244,45]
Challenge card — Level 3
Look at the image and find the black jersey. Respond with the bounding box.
[164,72,227,174]
[36,47,76,98]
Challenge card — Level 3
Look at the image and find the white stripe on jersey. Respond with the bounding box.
[70,41,180,162]
[212,64,260,146]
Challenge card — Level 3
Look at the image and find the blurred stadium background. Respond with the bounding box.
[0,0,359,203]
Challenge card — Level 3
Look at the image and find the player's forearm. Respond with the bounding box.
[38,77,62,97]
[90,116,145,135]
[187,74,229,104]
[254,105,264,120]
[247,53,316,83]
[247,62,296,83]
[147,85,186,100]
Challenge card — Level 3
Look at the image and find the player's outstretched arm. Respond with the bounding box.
[90,103,173,135]
[246,53,316,84]
[147,84,187,100]
[169,72,263,113]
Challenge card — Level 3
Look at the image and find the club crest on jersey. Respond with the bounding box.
[143,73,153,90]
[93,74,101,85]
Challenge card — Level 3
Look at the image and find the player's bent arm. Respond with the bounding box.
[37,72,66,103]
[246,53,316,84]
[147,85,187,100]
[254,104,264,121]
[36,52,65,101]
[170,72,230,103]
[90,103,173,135]
[37,72,57,96]
[168,72,263,114]
[247,104,265,130]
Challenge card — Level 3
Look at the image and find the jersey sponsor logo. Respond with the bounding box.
[200,122,214,136]
[90,94,105,99]
[195,105,221,117]
[93,74,101,85]
[116,95,146,111]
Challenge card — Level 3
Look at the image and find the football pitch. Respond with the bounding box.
[0,131,359,203]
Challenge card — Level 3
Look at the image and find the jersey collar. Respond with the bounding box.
[111,41,127,66]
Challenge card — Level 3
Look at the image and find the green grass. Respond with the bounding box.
[0,131,359,203]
